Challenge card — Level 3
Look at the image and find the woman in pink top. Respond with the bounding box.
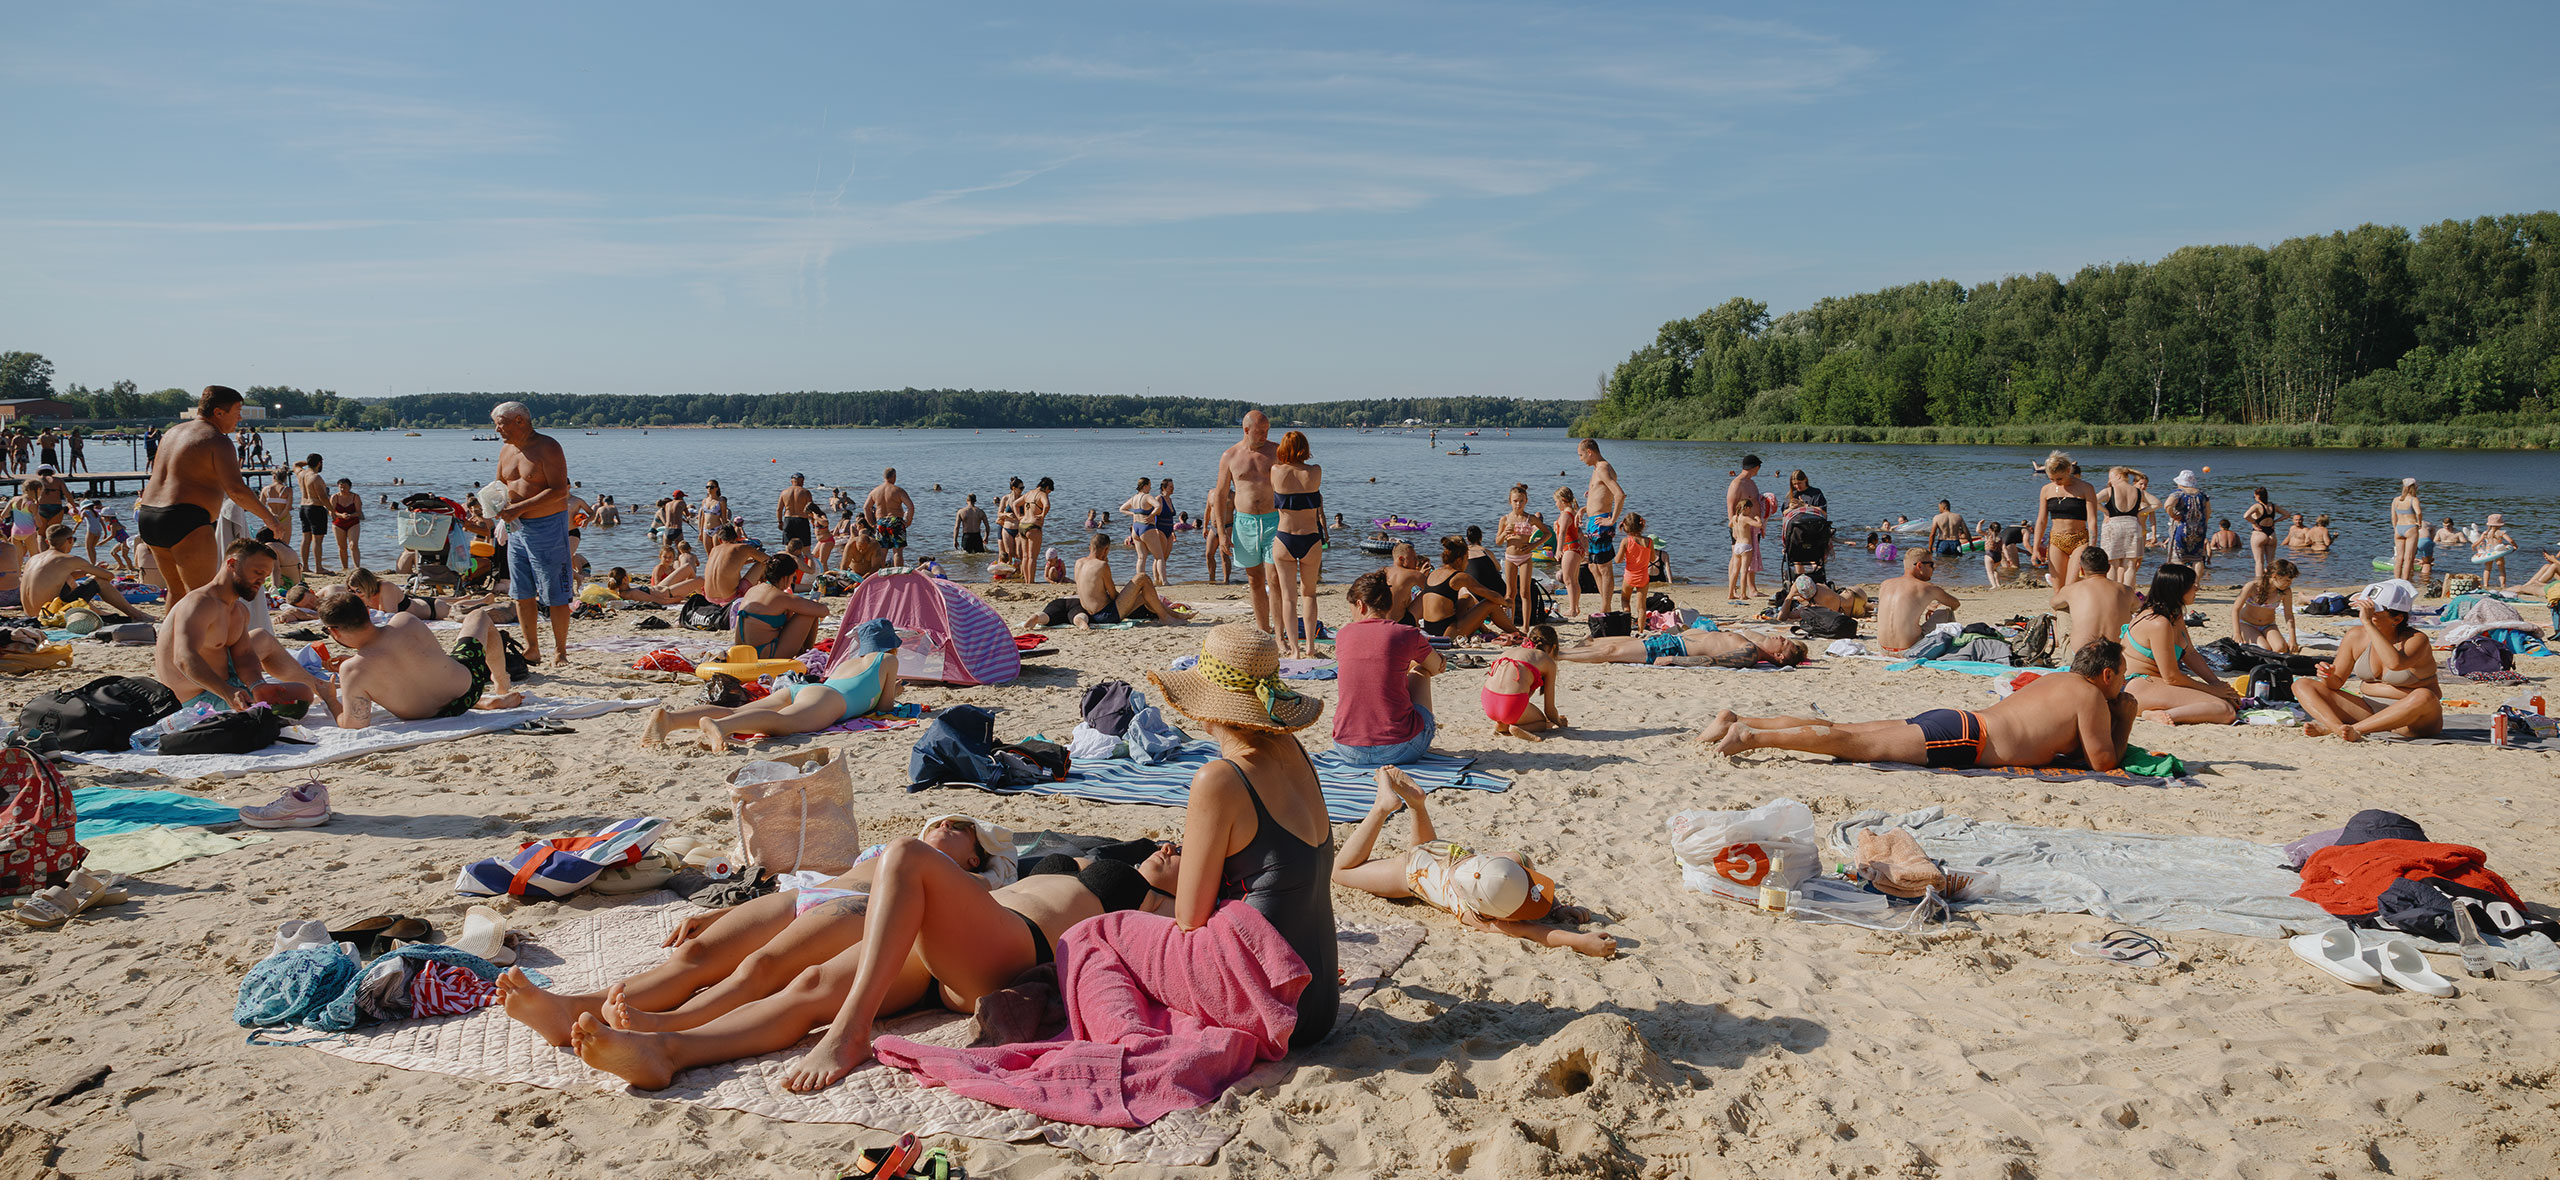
[1329,570,1447,767]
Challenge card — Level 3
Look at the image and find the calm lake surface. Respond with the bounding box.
[134,427,2560,589]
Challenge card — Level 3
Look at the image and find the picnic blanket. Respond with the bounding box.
[63,696,658,779]
[1883,658,2061,677]
[298,892,1423,1167]
[73,787,240,837]
[922,745,1509,823]
[79,825,271,876]
[2375,712,2556,747]
[1830,807,2330,938]
[1863,760,2206,789]
[1168,654,1336,681]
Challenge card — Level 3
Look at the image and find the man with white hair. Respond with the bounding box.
[490,401,574,665]
[1213,410,1282,633]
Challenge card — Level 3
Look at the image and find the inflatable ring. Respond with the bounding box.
[695,644,808,681]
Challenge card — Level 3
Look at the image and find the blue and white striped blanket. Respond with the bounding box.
[918,743,1509,822]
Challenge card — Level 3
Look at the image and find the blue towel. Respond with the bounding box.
[74,787,240,838]
[1886,659,2060,677]
[922,742,1508,822]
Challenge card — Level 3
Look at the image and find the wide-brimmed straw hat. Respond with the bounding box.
[1148,623,1323,733]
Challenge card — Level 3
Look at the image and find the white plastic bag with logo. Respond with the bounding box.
[1667,797,1820,905]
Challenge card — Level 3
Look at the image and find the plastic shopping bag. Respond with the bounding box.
[1667,797,1820,905]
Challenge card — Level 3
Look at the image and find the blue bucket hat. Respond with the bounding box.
[853,618,901,656]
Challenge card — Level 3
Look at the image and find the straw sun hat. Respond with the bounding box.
[1148,623,1324,733]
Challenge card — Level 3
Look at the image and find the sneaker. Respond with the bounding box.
[240,781,331,829]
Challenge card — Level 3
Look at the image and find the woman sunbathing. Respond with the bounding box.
[2297,581,2443,741]
[2232,559,2300,654]
[639,618,902,751]
[1333,767,1614,956]
[551,837,1181,1092]
[497,815,1008,1046]
[732,554,829,659]
[1561,626,1806,667]
[344,567,512,623]
[595,566,683,605]
[2121,562,2239,725]
[1481,624,1566,741]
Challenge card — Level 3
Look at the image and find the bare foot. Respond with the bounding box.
[694,718,729,753]
[2335,723,2363,743]
[1713,723,1757,758]
[497,968,593,1047]
[1565,930,1619,958]
[780,1028,872,1093]
[1505,724,1544,743]
[480,691,525,710]
[2139,709,2179,725]
[638,708,673,746]
[1697,708,1741,744]
[518,642,543,666]
[571,1012,678,1090]
[1375,766,1424,811]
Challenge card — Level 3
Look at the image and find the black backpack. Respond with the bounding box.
[1645,592,1674,614]
[1588,611,1632,638]
[678,594,728,631]
[159,708,290,757]
[996,739,1072,783]
[2243,663,2295,702]
[1783,514,1834,566]
[1792,607,1857,640]
[15,675,180,754]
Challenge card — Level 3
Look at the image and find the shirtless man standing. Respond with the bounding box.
[861,469,915,566]
[777,474,816,555]
[2048,546,2133,656]
[1202,480,1233,585]
[490,401,575,666]
[1023,534,1182,629]
[294,454,332,575]
[1876,549,1961,655]
[1215,412,1282,632]
[1724,454,1762,603]
[1927,500,1968,558]
[314,590,519,729]
[136,387,283,603]
[1701,641,2134,771]
[653,491,688,549]
[1580,439,1625,619]
[951,494,987,553]
[24,525,149,621]
[152,538,336,714]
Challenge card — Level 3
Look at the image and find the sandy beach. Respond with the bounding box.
[4,567,2556,1180]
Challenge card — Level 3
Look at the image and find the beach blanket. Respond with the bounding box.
[1884,658,2062,677]
[1168,654,1337,681]
[73,824,270,877]
[74,786,239,837]
[1862,760,2206,789]
[569,635,685,654]
[62,696,658,779]
[920,744,1509,823]
[2373,712,2555,747]
[1830,807,2330,938]
[299,892,1422,1167]
[876,902,1305,1129]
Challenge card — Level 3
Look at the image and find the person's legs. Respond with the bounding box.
[640,703,737,745]
[629,893,874,1031]
[2296,679,2375,736]
[1332,768,1428,896]
[1559,636,1647,663]
[497,890,801,1044]
[572,947,934,1091]
[1295,548,1322,648]
[1696,709,1829,744]
[1716,717,1926,762]
[2251,532,2274,580]
[1561,553,1583,617]
[697,687,844,750]
[2126,679,2236,725]
[156,528,220,604]
[775,610,820,659]
[1118,573,1179,626]
[454,609,517,698]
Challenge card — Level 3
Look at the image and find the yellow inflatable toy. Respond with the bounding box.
[694,644,808,681]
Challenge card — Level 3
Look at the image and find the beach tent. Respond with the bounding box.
[824,570,1020,687]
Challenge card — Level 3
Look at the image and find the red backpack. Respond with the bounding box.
[0,744,86,894]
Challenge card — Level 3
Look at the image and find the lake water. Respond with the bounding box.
[106,427,2560,589]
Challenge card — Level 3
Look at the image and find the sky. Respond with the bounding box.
[5,1,2555,403]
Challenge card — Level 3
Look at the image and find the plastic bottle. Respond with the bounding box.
[1759,850,1791,914]
[2492,711,2510,748]
[2534,695,2547,716]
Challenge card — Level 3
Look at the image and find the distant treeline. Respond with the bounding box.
[365,391,1587,431]
[1579,212,2560,445]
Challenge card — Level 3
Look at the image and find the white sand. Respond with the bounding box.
[4,568,2557,1179]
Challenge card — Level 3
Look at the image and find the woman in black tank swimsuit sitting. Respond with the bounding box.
[1272,431,1327,658]
[1151,623,1340,1051]
[1419,534,1514,641]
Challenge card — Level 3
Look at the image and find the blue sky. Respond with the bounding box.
[5,1,2554,402]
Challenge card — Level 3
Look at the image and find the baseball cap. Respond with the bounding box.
[2358,579,2418,614]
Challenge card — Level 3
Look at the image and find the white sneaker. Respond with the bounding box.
[240,781,331,829]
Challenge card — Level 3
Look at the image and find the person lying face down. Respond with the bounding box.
[1559,625,1806,668]
[511,824,1184,1094]
[1699,639,2135,772]
[1333,767,1614,957]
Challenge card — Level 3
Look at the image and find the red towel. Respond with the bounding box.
[874,901,1310,1128]
[2294,839,2527,916]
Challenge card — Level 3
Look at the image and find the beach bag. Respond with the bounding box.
[15,675,181,753]
[1080,681,1139,737]
[727,750,862,875]
[456,816,667,900]
[1645,592,1674,614]
[396,511,453,553]
[1588,611,1632,639]
[159,707,289,756]
[908,704,1001,787]
[2243,663,2295,702]
[995,739,1071,783]
[0,742,85,894]
[678,594,727,631]
[0,643,74,677]
[1782,514,1832,566]
[497,632,531,680]
[2445,573,2482,596]
[2200,636,2248,673]
[2452,636,2513,678]
[2014,615,2056,668]
[1668,797,1820,906]
[1791,607,1857,640]
[2304,593,2351,616]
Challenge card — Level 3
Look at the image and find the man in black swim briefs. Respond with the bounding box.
[1024,534,1182,630]
[1699,641,2134,771]
[135,386,283,602]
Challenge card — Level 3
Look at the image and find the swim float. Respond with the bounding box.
[1374,517,1432,531]
[695,644,808,681]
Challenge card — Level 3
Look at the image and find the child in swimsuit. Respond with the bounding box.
[1495,485,1542,630]
[1481,624,1565,741]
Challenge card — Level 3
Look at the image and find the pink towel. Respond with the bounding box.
[873,901,1311,1128]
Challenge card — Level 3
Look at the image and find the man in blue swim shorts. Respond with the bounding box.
[1215,410,1287,634]
[490,402,576,666]
[1700,640,2134,769]
[1561,625,1807,668]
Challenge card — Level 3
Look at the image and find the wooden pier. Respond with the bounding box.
[0,471,152,496]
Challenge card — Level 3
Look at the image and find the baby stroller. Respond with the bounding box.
[399,494,468,594]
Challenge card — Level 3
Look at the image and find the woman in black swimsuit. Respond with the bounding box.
[1420,535,1514,641]
[2243,486,2283,581]
[2031,450,2100,591]
[1271,431,1326,658]
[1151,623,1339,1051]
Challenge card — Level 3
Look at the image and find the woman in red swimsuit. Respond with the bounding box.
[1481,625,1566,741]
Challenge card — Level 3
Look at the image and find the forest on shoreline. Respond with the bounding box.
[1578,212,2559,448]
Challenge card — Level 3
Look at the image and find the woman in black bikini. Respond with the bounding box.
[1153,623,1339,1051]
[2031,451,2100,591]
[1419,535,1514,641]
[1272,432,1325,658]
[343,567,514,623]
[2244,487,2284,581]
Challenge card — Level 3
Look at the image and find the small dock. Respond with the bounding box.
[0,471,151,496]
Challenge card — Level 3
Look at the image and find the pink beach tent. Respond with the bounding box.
[823,570,1020,687]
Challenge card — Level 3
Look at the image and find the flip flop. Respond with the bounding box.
[910,1147,956,1179]
[508,719,575,736]
[2068,928,2171,968]
[2365,936,2458,998]
[839,1132,920,1179]
[8,870,127,929]
[2290,928,2386,991]
[2451,906,2500,979]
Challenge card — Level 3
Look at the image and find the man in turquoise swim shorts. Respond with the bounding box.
[1214,409,1285,634]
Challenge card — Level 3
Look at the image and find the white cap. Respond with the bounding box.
[2173,470,2197,490]
[2402,477,2418,487]
[1450,854,1531,921]
[2358,579,2418,614]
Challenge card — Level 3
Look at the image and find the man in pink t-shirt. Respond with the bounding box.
[1332,570,1447,766]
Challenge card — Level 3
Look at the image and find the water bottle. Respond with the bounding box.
[2492,710,2509,748]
